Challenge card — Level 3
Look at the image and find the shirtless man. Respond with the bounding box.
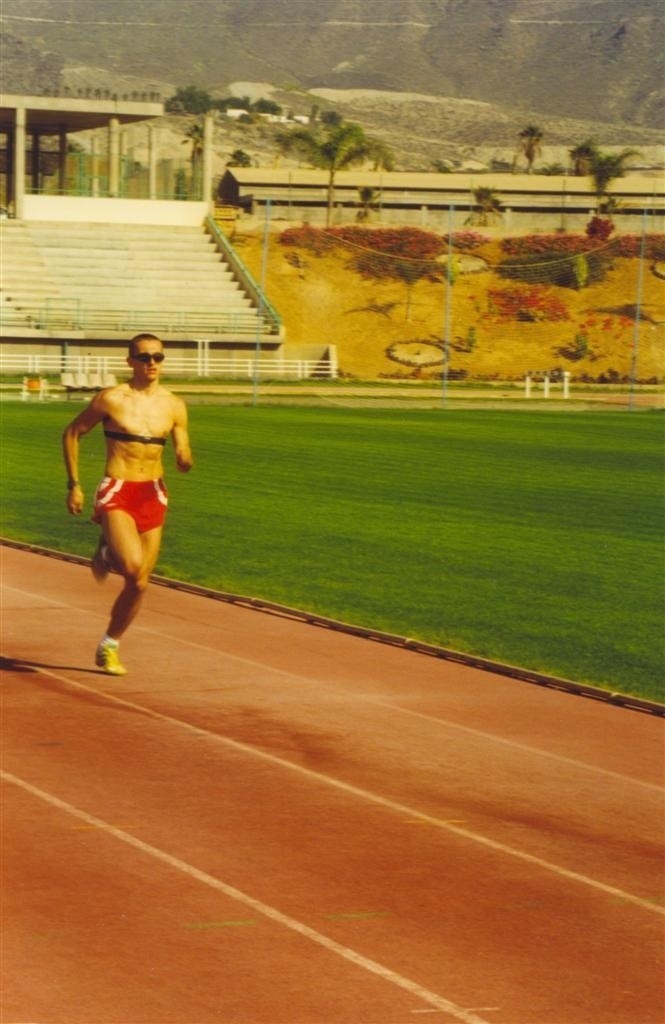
[62,333,194,676]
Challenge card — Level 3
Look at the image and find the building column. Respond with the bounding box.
[108,116,120,196]
[58,128,67,193]
[202,113,214,210]
[30,131,41,192]
[90,132,99,196]
[13,106,26,219]
[3,129,13,212]
[148,123,158,199]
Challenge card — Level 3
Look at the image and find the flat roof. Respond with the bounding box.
[0,93,164,133]
[223,167,665,199]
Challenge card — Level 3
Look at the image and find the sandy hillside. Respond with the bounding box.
[233,227,665,383]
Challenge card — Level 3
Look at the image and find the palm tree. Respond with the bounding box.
[227,149,252,167]
[598,195,624,217]
[517,124,543,174]
[356,186,381,222]
[182,122,204,198]
[466,187,503,226]
[280,120,378,226]
[366,139,394,172]
[589,148,640,209]
[569,139,598,176]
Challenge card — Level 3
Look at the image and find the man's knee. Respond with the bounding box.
[120,557,149,589]
[112,528,160,591]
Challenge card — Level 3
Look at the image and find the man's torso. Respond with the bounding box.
[101,383,177,481]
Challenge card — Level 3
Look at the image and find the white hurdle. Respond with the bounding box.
[525,371,570,399]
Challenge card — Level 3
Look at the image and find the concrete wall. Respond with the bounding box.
[252,204,664,236]
[22,195,209,225]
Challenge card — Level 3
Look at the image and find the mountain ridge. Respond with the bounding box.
[1,0,663,130]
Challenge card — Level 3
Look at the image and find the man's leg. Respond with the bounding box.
[91,532,112,582]
[96,511,162,674]
[104,511,163,638]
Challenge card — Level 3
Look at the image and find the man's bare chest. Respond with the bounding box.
[107,391,173,438]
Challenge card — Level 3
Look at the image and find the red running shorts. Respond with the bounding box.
[92,477,169,533]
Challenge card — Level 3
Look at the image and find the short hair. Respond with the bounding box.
[128,333,162,357]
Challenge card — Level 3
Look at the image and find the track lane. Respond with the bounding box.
[4,571,662,904]
[2,547,664,1024]
[5,781,456,1024]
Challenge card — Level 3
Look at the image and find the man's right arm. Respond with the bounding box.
[62,393,108,515]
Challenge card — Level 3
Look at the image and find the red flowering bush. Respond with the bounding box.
[279,226,445,281]
[501,234,593,258]
[501,231,665,265]
[451,231,489,251]
[586,216,614,241]
[485,285,570,323]
[331,226,444,257]
[336,227,446,281]
[578,314,633,336]
[280,225,336,254]
[613,234,665,259]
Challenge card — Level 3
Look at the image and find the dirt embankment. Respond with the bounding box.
[234,228,665,383]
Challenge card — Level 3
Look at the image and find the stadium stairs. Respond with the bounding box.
[0,219,281,342]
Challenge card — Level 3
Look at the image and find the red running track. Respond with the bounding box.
[1,544,664,1024]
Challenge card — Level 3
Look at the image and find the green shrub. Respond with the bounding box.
[498,249,611,289]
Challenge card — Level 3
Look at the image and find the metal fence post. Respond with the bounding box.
[629,207,649,410]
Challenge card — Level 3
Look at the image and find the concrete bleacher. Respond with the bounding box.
[0,220,277,339]
[0,221,62,335]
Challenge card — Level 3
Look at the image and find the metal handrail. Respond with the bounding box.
[205,215,282,334]
[1,303,280,336]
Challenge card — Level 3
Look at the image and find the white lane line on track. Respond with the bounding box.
[5,661,664,917]
[133,630,663,792]
[2,770,490,1024]
[3,583,662,794]
[137,619,665,794]
[337,696,664,794]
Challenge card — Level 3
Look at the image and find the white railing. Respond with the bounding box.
[0,351,337,380]
[0,302,281,337]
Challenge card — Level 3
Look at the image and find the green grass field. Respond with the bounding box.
[1,401,663,701]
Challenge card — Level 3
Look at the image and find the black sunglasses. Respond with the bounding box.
[133,352,165,364]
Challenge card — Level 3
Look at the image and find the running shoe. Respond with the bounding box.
[91,537,110,583]
[95,642,127,676]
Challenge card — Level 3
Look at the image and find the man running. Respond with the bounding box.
[62,333,194,675]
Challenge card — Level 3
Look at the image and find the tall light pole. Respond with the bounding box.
[442,205,454,408]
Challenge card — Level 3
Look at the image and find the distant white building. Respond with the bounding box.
[226,109,310,126]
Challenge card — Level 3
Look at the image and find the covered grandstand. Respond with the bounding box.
[0,95,335,379]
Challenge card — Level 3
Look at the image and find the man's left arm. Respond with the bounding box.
[171,396,193,473]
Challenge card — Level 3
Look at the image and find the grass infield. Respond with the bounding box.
[1,401,663,702]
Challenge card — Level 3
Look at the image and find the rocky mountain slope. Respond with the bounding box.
[2,0,663,131]
[246,85,664,172]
